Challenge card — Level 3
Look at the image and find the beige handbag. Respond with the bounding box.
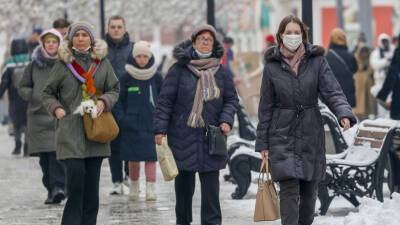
[156,137,179,181]
[83,112,119,143]
[254,159,281,222]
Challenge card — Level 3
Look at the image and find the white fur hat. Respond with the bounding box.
[132,41,152,58]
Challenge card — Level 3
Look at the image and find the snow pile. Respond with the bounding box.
[316,193,400,225]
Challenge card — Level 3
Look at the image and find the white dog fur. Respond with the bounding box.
[73,99,98,118]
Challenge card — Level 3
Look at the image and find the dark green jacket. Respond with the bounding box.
[41,39,120,160]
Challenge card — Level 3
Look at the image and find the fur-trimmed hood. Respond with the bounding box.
[264,43,325,63]
[173,39,224,65]
[58,39,108,64]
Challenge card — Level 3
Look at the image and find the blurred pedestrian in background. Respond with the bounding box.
[0,39,30,156]
[18,29,66,204]
[105,15,134,195]
[326,28,358,109]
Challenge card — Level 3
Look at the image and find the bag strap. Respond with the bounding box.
[329,49,352,74]
[258,159,271,184]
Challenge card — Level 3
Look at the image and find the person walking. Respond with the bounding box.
[53,18,71,37]
[370,33,394,118]
[0,39,30,156]
[255,16,357,225]
[105,15,134,195]
[18,29,66,204]
[377,33,400,120]
[114,41,162,201]
[325,28,358,108]
[154,24,239,225]
[354,44,375,119]
[41,21,119,225]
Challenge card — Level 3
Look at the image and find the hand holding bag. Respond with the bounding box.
[207,124,228,156]
[254,159,280,222]
[156,137,179,181]
[83,109,119,143]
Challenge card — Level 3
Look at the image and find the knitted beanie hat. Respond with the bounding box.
[191,24,217,42]
[67,21,95,44]
[132,41,152,58]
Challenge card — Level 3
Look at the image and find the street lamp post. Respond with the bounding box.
[207,0,215,27]
[100,0,106,39]
[302,0,313,43]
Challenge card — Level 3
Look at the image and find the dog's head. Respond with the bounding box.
[81,100,96,114]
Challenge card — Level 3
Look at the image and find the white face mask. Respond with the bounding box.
[195,49,212,59]
[282,34,302,51]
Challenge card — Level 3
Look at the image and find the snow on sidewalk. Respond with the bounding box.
[315,194,400,225]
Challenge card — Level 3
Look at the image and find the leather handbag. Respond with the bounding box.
[156,137,179,181]
[254,159,280,222]
[207,124,228,156]
[83,111,119,143]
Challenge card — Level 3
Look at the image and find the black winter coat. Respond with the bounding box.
[255,44,356,182]
[153,40,239,172]
[106,33,134,151]
[377,47,400,119]
[114,59,163,161]
[325,44,358,107]
[106,33,134,79]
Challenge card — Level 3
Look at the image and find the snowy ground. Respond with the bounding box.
[0,125,399,225]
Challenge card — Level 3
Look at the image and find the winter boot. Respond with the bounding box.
[146,182,157,201]
[12,140,22,155]
[129,180,140,201]
[110,182,123,195]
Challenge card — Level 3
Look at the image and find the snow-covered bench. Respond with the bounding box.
[318,119,400,215]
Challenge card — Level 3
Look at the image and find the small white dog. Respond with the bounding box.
[73,99,98,118]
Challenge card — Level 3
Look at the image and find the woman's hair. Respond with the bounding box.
[276,15,309,45]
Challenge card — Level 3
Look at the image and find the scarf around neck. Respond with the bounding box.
[280,43,305,75]
[186,58,221,128]
[125,61,157,81]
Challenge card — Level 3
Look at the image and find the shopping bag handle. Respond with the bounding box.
[258,159,271,185]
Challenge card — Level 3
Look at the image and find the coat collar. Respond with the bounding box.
[264,43,325,63]
[58,39,108,64]
[173,39,224,66]
[105,32,131,48]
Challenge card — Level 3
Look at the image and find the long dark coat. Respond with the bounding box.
[325,44,358,107]
[153,40,239,172]
[255,44,357,182]
[377,47,400,119]
[113,58,163,161]
[105,33,134,151]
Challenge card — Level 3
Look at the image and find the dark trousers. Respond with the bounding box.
[38,152,65,192]
[14,125,26,152]
[279,179,318,225]
[61,157,103,225]
[175,170,221,225]
[108,148,128,183]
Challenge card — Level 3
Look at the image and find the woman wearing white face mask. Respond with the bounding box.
[255,15,357,225]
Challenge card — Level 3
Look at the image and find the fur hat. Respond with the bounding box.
[330,28,347,46]
[132,41,152,58]
[191,24,217,42]
[67,21,95,44]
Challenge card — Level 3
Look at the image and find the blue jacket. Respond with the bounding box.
[106,33,134,151]
[114,58,163,161]
[153,40,239,172]
[105,33,134,79]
